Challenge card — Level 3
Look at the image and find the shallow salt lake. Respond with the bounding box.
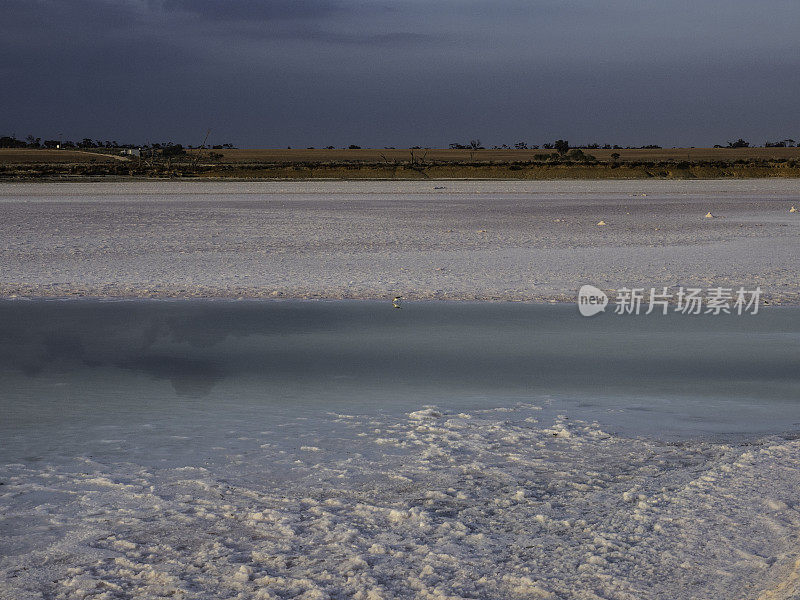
[3,300,800,599]
[1,299,798,467]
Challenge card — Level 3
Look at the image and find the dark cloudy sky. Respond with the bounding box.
[2,0,799,148]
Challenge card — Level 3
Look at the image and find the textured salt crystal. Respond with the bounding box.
[4,403,800,599]
[408,408,443,420]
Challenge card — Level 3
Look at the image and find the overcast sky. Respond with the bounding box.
[2,0,799,148]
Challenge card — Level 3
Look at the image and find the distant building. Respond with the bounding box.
[120,148,141,157]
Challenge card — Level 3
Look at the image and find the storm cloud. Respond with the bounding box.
[2,0,798,148]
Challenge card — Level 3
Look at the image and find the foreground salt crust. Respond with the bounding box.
[2,404,800,599]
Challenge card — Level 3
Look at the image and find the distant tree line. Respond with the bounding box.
[449,139,663,151]
[713,138,797,148]
[3,133,799,152]
[444,138,798,151]
[449,140,485,150]
[0,134,236,150]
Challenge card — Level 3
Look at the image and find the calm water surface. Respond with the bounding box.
[1,300,798,465]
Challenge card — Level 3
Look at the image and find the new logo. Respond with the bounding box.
[577,285,608,317]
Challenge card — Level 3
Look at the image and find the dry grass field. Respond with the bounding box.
[186,147,800,163]
[2,147,800,165]
[2,147,800,180]
[0,149,121,164]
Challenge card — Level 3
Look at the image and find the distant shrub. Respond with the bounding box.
[727,138,750,148]
[161,144,186,158]
[554,139,569,154]
[0,136,27,148]
[565,148,596,162]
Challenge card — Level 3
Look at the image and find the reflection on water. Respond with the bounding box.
[0,300,799,444]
